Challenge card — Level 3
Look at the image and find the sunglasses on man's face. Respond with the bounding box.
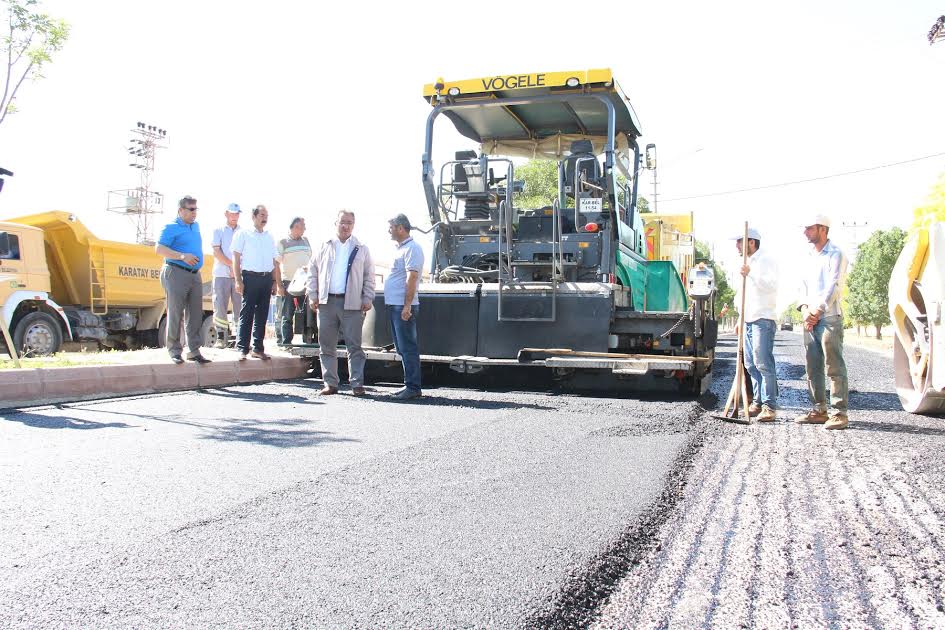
[184,206,197,211]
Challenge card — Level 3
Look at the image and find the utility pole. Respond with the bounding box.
[645,143,658,213]
[106,122,168,245]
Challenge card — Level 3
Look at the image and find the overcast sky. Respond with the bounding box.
[1,0,943,307]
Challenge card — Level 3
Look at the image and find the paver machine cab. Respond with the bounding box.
[400,69,717,392]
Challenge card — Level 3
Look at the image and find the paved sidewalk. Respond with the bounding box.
[0,344,310,409]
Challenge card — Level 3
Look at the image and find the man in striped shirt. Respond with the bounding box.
[276,217,312,345]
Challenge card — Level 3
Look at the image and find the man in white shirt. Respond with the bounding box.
[733,227,779,422]
[794,213,850,430]
[305,210,375,396]
[210,202,242,348]
[231,204,283,360]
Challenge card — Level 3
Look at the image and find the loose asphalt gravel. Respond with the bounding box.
[2,331,942,628]
[594,332,945,629]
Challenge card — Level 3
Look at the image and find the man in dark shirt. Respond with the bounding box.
[155,195,211,364]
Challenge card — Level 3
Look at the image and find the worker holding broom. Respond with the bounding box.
[733,227,780,422]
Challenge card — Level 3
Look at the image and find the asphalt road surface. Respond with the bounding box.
[1,360,705,627]
[2,331,942,628]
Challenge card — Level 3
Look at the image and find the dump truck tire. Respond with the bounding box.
[157,315,167,348]
[12,311,63,357]
[200,314,216,348]
[158,314,217,349]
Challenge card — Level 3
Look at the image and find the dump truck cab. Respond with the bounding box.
[0,220,73,355]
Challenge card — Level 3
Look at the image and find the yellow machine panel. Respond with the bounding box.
[423,69,614,99]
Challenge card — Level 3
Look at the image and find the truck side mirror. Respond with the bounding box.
[645,144,657,170]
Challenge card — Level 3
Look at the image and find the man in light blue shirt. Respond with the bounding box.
[155,195,210,365]
[795,213,850,430]
[385,213,423,400]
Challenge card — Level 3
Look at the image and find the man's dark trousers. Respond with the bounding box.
[237,271,273,353]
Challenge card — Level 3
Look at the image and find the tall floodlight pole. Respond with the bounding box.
[107,122,168,245]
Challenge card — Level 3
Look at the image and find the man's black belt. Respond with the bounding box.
[242,270,272,276]
[328,293,345,297]
[167,262,199,274]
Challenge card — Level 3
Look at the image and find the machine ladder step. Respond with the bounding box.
[89,246,108,315]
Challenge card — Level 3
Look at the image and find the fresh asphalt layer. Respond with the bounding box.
[1,361,706,627]
[2,331,935,628]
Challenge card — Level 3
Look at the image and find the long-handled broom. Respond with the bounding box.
[712,221,751,424]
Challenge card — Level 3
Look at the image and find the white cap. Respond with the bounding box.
[801,213,831,228]
[731,227,762,241]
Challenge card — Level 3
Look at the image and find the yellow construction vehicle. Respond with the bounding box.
[0,211,217,356]
[889,222,945,413]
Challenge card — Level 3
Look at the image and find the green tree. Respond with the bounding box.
[513,159,557,209]
[515,159,654,216]
[846,227,907,339]
[780,302,803,325]
[1,0,69,127]
[695,239,735,318]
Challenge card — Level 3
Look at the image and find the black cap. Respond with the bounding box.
[388,213,412,230]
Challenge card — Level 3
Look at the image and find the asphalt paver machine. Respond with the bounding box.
[296,69,718,392]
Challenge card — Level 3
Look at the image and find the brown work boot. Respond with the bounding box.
[757,405,777,422]
[351,386,366,397]
[748,403,762,417]
[319,385,338,396]
[794,410,829,424]
[824,413,849,430]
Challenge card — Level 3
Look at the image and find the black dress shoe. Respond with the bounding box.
[170,355,184,364]
[187,354,212,364]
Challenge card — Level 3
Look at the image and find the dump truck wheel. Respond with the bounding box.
[158,315,217,349]
[200,315,217,347]
[12,312,63,357]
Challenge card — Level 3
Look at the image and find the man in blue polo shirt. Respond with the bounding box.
[155,195,211,365]
[385,213,423,400]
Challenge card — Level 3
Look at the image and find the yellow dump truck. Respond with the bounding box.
[0,211,217,356]
[645,213,696,289]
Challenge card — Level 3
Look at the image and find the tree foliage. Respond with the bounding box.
[846,227,906,338]
[514,158,653,217]
[513,159,557,209]
[1,0,69,127]
[781,302,803,325]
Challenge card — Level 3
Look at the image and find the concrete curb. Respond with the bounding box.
[0,356,310,410]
